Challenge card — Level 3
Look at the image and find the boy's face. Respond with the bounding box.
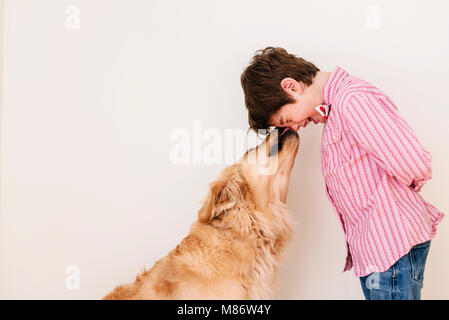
[268,78,326,131]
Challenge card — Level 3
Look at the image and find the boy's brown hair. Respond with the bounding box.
[240,47,320,132]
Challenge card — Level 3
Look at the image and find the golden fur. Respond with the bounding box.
[103,129,300,299]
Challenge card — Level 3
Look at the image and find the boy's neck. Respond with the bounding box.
[313,71,332,103]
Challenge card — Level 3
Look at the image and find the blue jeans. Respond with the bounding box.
[359,240,431,300]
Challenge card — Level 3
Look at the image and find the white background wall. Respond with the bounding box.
[1,0,448,299]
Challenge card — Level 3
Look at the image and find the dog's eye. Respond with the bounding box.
[266,126,276,135]
[256,127,274,139]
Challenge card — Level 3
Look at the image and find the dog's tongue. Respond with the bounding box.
[281,126,292,135]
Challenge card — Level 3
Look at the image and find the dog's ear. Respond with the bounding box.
[198,167,249,223]
[197,178,234,223]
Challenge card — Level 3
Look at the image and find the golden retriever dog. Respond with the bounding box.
[103,127,300,299]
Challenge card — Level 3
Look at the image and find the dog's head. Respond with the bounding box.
[198,127,299,223]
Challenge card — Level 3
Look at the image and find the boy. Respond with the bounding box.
[240,46,445,300]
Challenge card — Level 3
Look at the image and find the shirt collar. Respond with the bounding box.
[322,66,349,106]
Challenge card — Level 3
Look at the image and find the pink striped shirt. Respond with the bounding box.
[321,66,445,277]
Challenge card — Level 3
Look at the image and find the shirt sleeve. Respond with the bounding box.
[343,92,432,191]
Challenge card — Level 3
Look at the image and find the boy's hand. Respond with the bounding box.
[410,181,423,192]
